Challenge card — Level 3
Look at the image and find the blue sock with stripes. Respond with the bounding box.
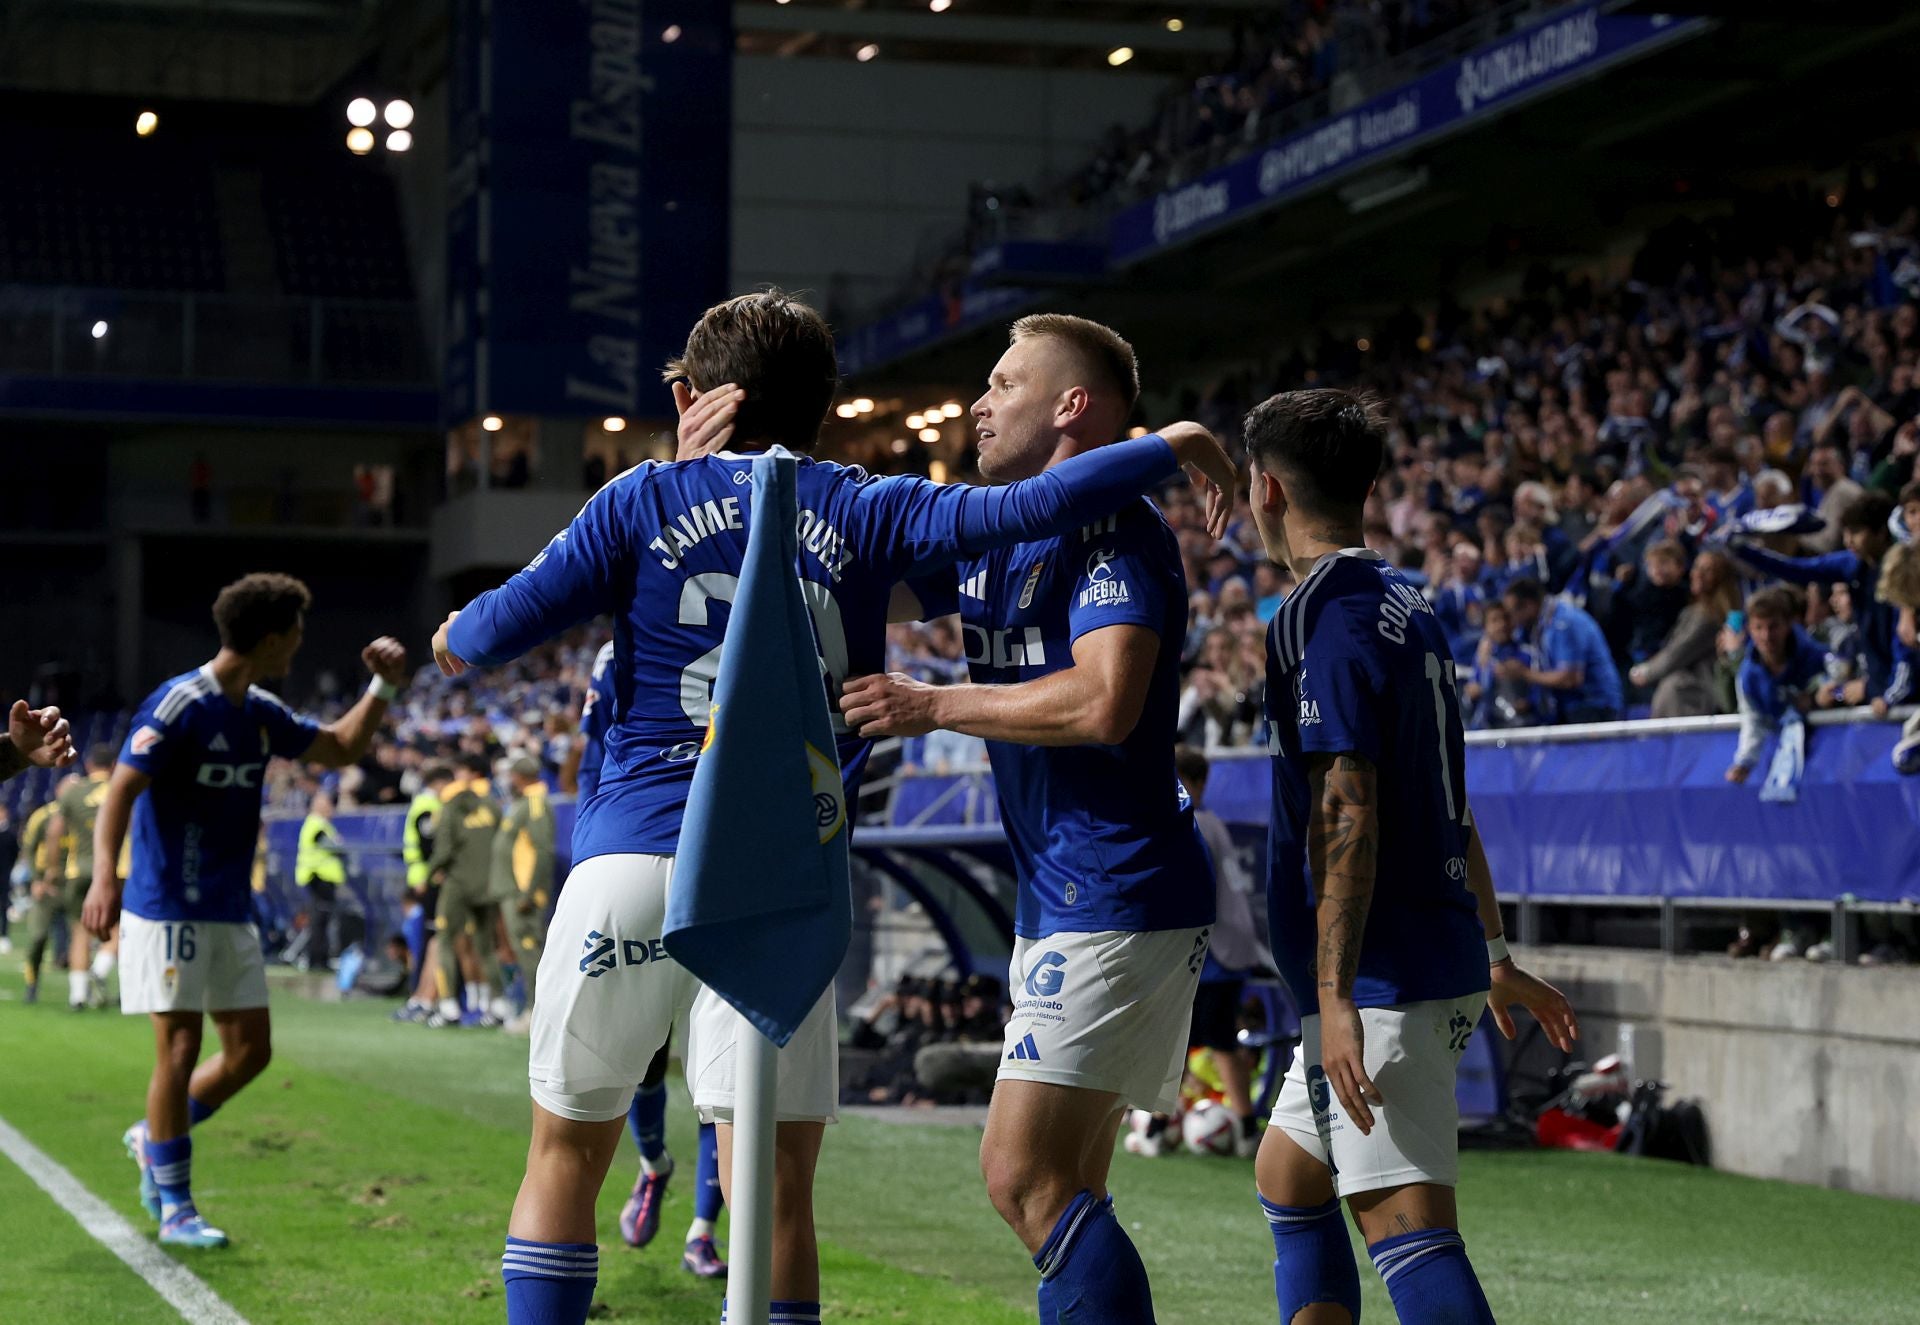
[147,1134,194,1217]
[188,1096,218,1127]
[1033,1190,1154,1324]
[721,1300,820,1323]
[1368,1227,1493,1324]
[1262,1194,1360,1323]
[695,1123,724,1222]
[502,1237,597,1325]
[628,1082,668,1167]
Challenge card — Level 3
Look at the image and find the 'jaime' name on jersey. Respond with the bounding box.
[648,496,855,581]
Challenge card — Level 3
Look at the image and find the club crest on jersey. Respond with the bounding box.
[1295,667,1322,727]
[1079,547,1131,609]
[1017,560,1046,610]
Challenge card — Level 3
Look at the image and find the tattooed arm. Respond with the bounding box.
[1307,750,1384,1134]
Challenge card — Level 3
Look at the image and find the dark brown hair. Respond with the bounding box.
[1839,490,1894,536]
[212,573,311,653]
[1745,584,1804,624]
[664,290,838,453]
[1010,313,1141,412]
[1244,388,1389,512]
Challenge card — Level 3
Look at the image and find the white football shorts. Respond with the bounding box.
[528,852,838,1126]
[119,912,268,1015]
[998,927,1210,1114]
[1269,993,1490,1198]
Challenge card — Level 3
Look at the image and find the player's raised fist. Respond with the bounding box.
[8,699,76,772]
[363,636,409,685]
[432,611,469,678]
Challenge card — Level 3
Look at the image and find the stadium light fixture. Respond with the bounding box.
[347,97,377,127]
[1128,426,1149,438]
[384,99,415,129]
[835,403,859,419]
[940,402,962,419]
[918,427,941,443]
[1356,337,1372,352]
[602,416,628,433]
[1166,18,1184,32]
[853,397,875,414]
[1107,46,1134,66]
[906,414,925,430]
[928,460,949,484]
[930,0,951,10]
[482,414,504,432]
[346,127,375,155]
[135,110,159,137]
[387,130,413,153]
[856,43,880,62]
[892,438,910,453]
[662,24,682,43]
[91,320,109,340]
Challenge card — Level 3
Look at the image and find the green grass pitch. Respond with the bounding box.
[2,968,1917,1324]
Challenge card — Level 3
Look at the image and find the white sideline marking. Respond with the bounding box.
[0,1114,250,1324]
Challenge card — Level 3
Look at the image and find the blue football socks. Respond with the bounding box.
[1368,1227,1494,1324]
[1033,1190,1154,1324]
[187,1096,218,1127]
[695,1122,724,1222]
[628,1082,668,1165]
[721,1300,820,1323]
[147,1133,194,1216]
[1262,1194,1361,1324]
[502,1237,597,1325]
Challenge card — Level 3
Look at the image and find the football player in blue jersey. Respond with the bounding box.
[82,573,408,1249]
[1237,390,1577,1325]
[842,313,1215,1325]
[428,291,1238,1325]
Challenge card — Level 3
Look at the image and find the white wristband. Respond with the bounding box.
[368,677,400,703]
[1486,934,1511,965]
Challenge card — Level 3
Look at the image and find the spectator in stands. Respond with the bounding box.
[1514,481,1577,587]
[1463,600,1542,730]
[912,973,1007,1105]
[1630,548,1743,718]
[1178,626,1262,747]
[1872,541,1920,753]
[1609,540,1692,699]
[1733,492,1897,706]
[1431,540,1485,662]
[1801,441,1865,554]
[1501,578,1624,724]
[1727,587,1826,785]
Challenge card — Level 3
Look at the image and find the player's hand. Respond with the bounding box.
[840,672,941,738]
[432,612,470,678]
[1873,697,1891,720]
[1725,763,1751,784]
[673,381,743,460]
[363,636,408,687]
[1488,958,1579,1053]
[1842,678,1868,707]
[1155,421,1238,539]
[8,700,75,770]
[81,874,122,941]
[1318,996,1382,1135]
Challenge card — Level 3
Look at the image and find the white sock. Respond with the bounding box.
[687,1217,715,1241]
[638,1150,673,1178]
[466,982,486,1012]
[69,970,89,1004]
[439,998,462,1021]
[91,949,116,981]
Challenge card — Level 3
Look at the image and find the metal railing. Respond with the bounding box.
[0,285,429,385]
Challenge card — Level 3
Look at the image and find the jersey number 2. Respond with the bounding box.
[677,573,850,731]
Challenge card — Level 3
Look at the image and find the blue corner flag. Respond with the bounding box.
[664,450,853,1047]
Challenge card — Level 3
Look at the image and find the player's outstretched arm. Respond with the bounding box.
[1,700,75,783]
[82,763,148,940]
[842,623,1158,746]
[1463,808,1578,1053]
[1307,751,1383,1135]
[305,637,408,768]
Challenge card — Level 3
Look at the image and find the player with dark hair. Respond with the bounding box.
[82,571,407,1249]
[430,289,1237,1325]
[49,743,123,1008]
[1238,389,1577,1325]
[842,312,1223,1325]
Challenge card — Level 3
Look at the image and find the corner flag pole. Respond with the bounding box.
[663,448,856,1325]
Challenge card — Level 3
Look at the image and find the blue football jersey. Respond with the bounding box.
[916,499,1212,938]
[1264,550,1488,1014]
[576,640,616,807]
[119,667,320,923]
[447,438,1184,865]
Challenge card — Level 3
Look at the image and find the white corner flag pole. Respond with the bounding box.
[728,1024,781,1325]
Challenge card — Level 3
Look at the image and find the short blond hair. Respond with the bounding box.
[1010,313,1140,411]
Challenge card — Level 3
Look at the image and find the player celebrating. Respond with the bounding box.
[842,314,1212,1324]
[430,289,1237,1325]
[1237,390,1577,1324]
[82,572,407,1249]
